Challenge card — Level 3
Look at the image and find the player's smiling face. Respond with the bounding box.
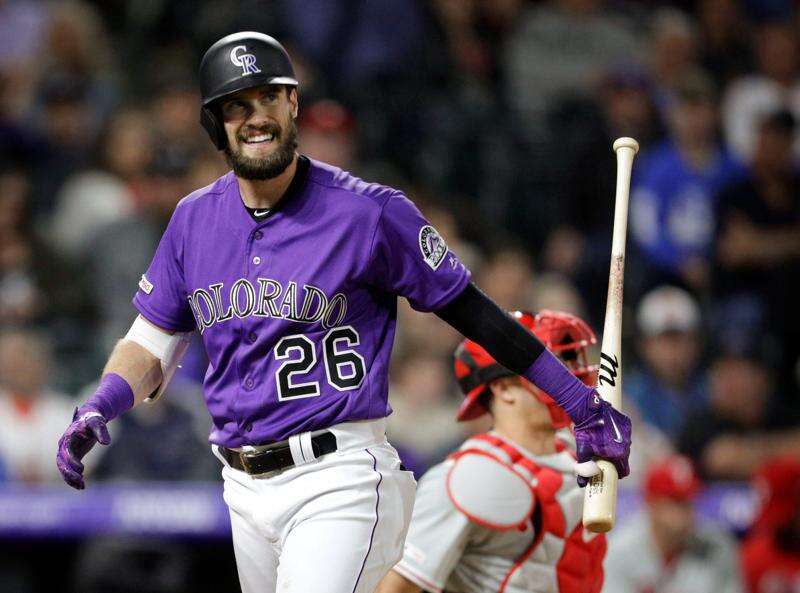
[220,85,299,180]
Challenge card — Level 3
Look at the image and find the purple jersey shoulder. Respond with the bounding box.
[173,171,235,215]
[307,158,401,211]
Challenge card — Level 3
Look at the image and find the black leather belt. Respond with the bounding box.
[218,431,337,475]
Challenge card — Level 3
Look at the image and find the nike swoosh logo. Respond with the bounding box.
[254,209,269,216]
[609,415,624,443]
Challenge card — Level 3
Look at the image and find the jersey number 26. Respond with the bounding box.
[273,326,366,400]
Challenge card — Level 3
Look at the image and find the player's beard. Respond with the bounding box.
[225,118,299,180]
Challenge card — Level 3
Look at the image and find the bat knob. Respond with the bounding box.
[613,137,639,154]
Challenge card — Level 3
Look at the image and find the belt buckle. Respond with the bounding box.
[239,450,263,474]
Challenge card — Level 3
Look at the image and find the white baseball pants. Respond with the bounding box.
[216,418,417,593]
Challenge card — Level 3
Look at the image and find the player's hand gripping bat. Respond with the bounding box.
[581,137,639,534]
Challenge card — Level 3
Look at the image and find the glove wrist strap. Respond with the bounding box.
[79,373,134,422]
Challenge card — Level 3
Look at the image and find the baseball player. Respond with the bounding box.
[602,455,743,593]
[378,310,608,593]
[55,32,632,593]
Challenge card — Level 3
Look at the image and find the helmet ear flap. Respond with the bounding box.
[201,106,227,150]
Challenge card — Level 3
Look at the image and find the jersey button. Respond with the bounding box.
[254,231,263,240]
[244,377,254,389]
[252,256,261,265]
[247,332,257,343]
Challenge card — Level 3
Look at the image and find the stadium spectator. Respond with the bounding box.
[0,0,48,125]
[722,20,800,163]
[648,8,701,115]
[409,0,521,206]
[475,246,535,311]
[84,148,193,353]
[530,273,587,322]
[552,64,662,243]
[148,81,206,161]
[741,456,800,593]
[629,69,745,293]
[545,64,663,323]
[503,0,642,139]
[714,110,800,389]
[37,0,119,127]
[284,0,430,179]
[281,0,426,91]
[48,107,152,259]
[0,328,74,483]
[0,162,90,331]
[27,74,95,217]
[603,455,743,593]
[23,1,119,216]
[298,99,357,171]
[696,0,752,86]
[0,164,39,325]
[678,347,800,480]
[625,285,708,440]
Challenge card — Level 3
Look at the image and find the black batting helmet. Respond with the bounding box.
[199,32,298,150]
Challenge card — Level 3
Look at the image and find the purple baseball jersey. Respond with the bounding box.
[133,158,470,447]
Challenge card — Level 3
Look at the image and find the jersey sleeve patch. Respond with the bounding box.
[139,274,154,295]
[418,225,447,270]
[446,450,535,531]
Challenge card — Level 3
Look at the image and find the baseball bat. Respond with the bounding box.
[582,137,638,533]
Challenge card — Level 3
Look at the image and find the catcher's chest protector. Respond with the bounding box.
[446,433,607,593]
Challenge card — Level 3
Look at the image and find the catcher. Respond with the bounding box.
[378,310,607,593]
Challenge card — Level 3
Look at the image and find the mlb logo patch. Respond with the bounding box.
[419,225,448,270]
[139,274,154,295]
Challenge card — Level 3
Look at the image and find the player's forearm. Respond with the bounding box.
[103,338,164,406]
[436,283,544,370]
[74,339,162,423]
[375,570,423,593]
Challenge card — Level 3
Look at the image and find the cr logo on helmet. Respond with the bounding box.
[230,45,261,76]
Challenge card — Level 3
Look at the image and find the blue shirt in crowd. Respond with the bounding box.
[625,368,710,439]
[630,140,745,274]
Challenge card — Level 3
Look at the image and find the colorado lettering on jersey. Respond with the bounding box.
[188,278,347,334]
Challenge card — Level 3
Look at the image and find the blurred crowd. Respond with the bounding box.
[1,0,800,592]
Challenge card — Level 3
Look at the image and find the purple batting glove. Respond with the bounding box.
[573,393,632,487]
[56,407,111,490]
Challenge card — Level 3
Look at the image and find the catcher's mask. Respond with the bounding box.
[454,310,598,428]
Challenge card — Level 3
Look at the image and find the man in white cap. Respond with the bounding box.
[626,285,708,439]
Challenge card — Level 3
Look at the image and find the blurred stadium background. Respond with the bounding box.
[1,0,799,592]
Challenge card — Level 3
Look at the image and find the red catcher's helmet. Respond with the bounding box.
[454,310,598,428]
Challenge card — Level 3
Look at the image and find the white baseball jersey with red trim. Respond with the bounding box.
[393,432,606,593]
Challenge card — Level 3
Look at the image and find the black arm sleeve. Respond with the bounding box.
[434,282,544,374]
